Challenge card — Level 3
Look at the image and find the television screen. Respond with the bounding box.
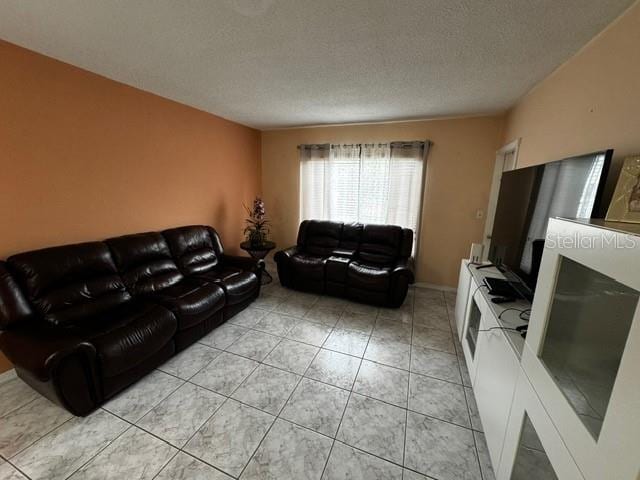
[488,149,612,296]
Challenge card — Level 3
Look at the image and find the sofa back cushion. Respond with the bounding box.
[7,242,131,327]
[163,225,223,275]
[0,261,35,329]
[298,220,343,256]
[357,224,404,265]
[340,223,363,251]
[107,232,183,295]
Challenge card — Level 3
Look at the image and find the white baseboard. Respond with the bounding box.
[413,282,457,293]
[0,368,17,384]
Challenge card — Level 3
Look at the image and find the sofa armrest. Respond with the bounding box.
[387,257,415,308]
[0,261,35,329]
[0,323,97,381]
[0,322,101,415]
[273,246,299,288]
[222,254,265,275]
[274,246,299,263]
[392,257,415,284]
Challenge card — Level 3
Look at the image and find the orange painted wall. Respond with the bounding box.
[0,40,261,372]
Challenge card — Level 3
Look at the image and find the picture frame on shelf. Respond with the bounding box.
[606,155,640,223]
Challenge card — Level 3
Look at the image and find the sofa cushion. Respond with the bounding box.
[106,232,183,295]
[148,278,225,330]
[290,253,327,280]
[86,301,177,378]
[7,242,131,328]
[163,225,224,275]
[347,261,392,292]
[210,266,243,281]
[301,220,343,257]
[357,224,403,266]
[340,223,363,251]
[197,268,258,305]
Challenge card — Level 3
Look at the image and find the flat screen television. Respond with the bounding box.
[488,149,613,299]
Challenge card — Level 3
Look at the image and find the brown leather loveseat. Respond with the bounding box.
[0,225,263,416]
[274,220,414,307]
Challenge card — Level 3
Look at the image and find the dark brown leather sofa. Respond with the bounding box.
[0,225,263,416]
[274,220,414,307]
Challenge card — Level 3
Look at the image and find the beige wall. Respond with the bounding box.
[261,116,504,287]
[503,2,640,170]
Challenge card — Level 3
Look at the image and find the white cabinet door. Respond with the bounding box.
[455,260,472,340]
[473,309,520,469]
[461,279,486,383]
[497,370,584,480]
[522,218,640,480]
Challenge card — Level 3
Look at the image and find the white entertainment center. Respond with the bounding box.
[455,218,640,479]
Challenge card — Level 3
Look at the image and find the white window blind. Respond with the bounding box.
[299,141,429,250]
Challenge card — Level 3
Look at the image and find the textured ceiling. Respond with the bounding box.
[0,0,634,129]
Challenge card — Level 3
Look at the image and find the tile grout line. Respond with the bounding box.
[110,388,245,479]
[252,288,465,478]
[72,374,190,479]
[235,307,331,479]
[11,369,188,480]
[182,365,481,433]
[1,287,466,479]
[149,291,479,472]
[155,344,268,480]
[2,400,75,462]
[3,405,78,479]
[65,422,136,480]
[6,388,159,479]
[4,455,35,480]
[149,450,182,480]
[447,290,486,480]
[11,397,426,480]
[402,289,417,479]
[0,395,40,424]
[104,406,230,480]
[207,296,459,363]
[318,308,377,479]
[463,386,483,432]
[157,295,327,479]
[5,464,31,480]
[143,367,240,480]
[406,289,453,480]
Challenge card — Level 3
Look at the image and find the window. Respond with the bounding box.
[299,141,429,250]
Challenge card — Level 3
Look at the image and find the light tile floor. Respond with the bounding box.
[0,261,495,480]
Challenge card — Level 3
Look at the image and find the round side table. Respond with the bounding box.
[240,240,276,285]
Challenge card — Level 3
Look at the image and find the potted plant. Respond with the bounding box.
[244,197,270,247]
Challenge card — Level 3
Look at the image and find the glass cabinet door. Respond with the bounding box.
[511,414,558,480]
[497,371,584,480]
[520,218,640,479]
[465,296,482,358]
[539,256,639,439]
